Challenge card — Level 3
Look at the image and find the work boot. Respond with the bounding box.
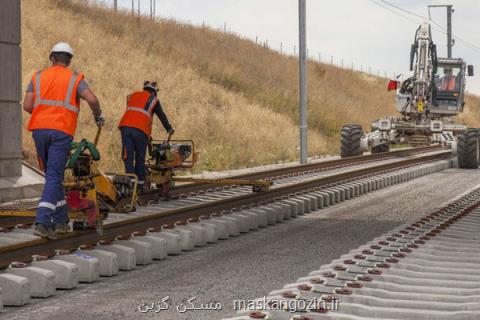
[54,223,70,235]
[34,224,57,240]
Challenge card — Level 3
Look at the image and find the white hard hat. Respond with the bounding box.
[50,42,74,56]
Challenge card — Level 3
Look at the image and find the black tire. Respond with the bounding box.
[371,143,390,154]
[457,129,479,169]
[340,125,363,158]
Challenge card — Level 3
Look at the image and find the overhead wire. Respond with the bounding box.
[369,0,422,26]
[379,0,426,20]
[375,0,480,53]
[370,0,445,33]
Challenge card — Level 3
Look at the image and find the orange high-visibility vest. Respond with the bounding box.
[441,76,456,91]
[27,66,84,136]
[118,91,158,136]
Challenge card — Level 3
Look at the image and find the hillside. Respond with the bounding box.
[21,0,480,172]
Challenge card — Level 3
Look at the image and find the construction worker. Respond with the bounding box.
[22,42,105,239]
[119,81,174,193]
[439,67,457,91]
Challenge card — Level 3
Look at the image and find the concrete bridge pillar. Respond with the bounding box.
[0,0,22,177]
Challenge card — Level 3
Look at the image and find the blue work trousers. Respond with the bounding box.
[120,127,148,185]
[33,129,73,227]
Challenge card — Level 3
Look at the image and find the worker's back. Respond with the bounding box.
[28,65,84,136]
[119,90,157,136]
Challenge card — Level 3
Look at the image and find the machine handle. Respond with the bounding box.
[94,125,102,147]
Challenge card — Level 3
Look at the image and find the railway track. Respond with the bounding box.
[225,186,480,320]
[0,147,453,309]
[167,145,442,197]
[0,145,441,229]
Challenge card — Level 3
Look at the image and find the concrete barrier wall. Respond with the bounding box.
[0,0,22,177]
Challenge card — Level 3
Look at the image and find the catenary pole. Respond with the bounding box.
[299,0,308,164]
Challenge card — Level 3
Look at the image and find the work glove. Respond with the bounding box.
[168,128,175,135]
[95,114,106,127]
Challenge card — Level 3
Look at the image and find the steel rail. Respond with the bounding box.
[0,151,451,270]
[168,145,441,196]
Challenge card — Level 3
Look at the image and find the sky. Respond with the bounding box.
[111,0,480,94]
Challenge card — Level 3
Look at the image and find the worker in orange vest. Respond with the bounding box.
[119,81,174,193]
[440,67,457,91]
[23,42,105,239]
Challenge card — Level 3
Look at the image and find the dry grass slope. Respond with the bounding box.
[21,0,480,172]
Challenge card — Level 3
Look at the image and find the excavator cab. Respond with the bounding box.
[431,59,473,115]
